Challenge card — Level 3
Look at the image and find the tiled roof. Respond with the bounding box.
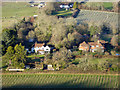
[88,42,103,47]
[38,49,44,51]
[34,42,45,48]
[98,40,107,43]
[79,41,89,47]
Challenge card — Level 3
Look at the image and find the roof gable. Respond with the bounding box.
[80,41,89,47]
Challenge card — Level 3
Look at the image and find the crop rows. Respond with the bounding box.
[2,74,119,88]
[65,10,118,27]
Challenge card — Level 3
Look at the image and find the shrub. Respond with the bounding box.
[72,59,79,65]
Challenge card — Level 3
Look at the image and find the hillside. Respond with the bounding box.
[2,2,38,28]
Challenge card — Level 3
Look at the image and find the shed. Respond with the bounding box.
[47,64,54,70]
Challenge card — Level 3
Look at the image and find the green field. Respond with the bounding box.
[27,54,44,58]
[84,2,113,10]
[52,9,73,17]
[2,2,37,18]
[103,2,113,10]
[2,2,38,28]
[2,73,119,88]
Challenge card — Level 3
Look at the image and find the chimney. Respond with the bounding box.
[97,40,100,44]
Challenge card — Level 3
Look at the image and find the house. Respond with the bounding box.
[34,42,50,54]
[33,15,38,18]
[79,41,89,51]
[60,4,73,10]
[79,40,105,52]
[30,2,46,8]
[38,2,46,8]
[88,40,105,52]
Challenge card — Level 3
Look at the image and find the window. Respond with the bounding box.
[92,46,94,47]
[96,45,99,47]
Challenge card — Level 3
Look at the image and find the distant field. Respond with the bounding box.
[2,2,37,18]
[2,73,119,88]
[66,9,118,28]
[2,2,38,28]
[84,2,113,10]
[103,2,113,10]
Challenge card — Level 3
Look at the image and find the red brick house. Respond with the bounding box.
[79,40,105,52]
[79,41,89,51]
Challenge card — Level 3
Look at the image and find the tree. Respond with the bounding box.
[26,30,35,40]
[101,23,112,34]
[5,46,14,65]
[2,28,17,55]
[52,47,72,69]
[110,35,118,47]
[89,25,101,37]
[2,28,17,47]
[72,31,83,45]
[12,43,26,68]
[73,2,78,9]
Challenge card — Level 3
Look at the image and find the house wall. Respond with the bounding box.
[34,46,50,54]
[34,46,45,53]
[44,46,50,52]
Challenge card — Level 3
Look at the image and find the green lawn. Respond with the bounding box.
[2,2,38,28]
[84,2,113,10]
[103,2,113,10]
[2,73,119,88]
[52,9,73,16]
[2,2,37,18]
[26,54,44,63]
[27,54,44,58]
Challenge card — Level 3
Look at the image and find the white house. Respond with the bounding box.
[60,4,73,10]
[33,15,38,18]
[38,2,46,8]
[34,42,50,54]
[44,46,50,53]
[60,5,70,10]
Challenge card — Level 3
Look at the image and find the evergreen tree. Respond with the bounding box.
[5,46,14,65]
[73,2,78,9]
[12,43,26,68]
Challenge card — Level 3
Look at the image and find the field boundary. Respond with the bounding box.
[2,72,120,76]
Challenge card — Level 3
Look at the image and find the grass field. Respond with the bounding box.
[103,2,113,10]
[2,73,119,88]
[2,2,38,28]
[84,2,113,10]
[2,2,37,18]
[52,9,73,17]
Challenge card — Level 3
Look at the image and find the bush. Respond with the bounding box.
[72,59,79,65]
[110,64,118,71]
